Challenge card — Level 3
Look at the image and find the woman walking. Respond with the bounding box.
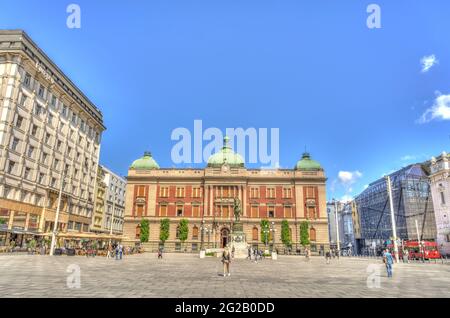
[222,248,231,276]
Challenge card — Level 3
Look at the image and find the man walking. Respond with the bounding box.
[325,250,331,264]
[383,248,394,278]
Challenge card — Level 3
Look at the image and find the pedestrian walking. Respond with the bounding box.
[247,247,252,260]
[119,244,123,260]
[253,248,258,263]
[222,248,231,276]
[157,247,163,259]
[325,250,331,264]
[107,244,113,259]
[383,248,394,278]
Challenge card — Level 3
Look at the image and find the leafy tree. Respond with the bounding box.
[178,219,189,244]
[281,220,291,247]
[140,219,150,243]
[159,218,170,243]
[0,218,6,225]
[260,219,270,245]
[300,221,310,247]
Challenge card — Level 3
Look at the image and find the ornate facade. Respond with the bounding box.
[123,137,329,253]
[0,30,105,243]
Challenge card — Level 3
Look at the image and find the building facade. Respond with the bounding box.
[123,137,329,253]
[429,152,450,256]
[91,166,107,233]
[102,165,126,235]
[0,30,105,245]
[355,164,437,251]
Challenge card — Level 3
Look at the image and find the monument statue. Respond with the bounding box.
[233,197,241,222]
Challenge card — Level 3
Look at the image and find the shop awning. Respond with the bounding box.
[40,232,123,240]
[0,225,42,236]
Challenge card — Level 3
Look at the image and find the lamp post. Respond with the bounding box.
[50,170,65,256]
[386,175,399,263]
[333,198,341,257]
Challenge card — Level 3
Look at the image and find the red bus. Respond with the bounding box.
[387,241,441,260]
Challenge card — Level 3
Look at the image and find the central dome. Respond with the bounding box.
[207,136,245,168]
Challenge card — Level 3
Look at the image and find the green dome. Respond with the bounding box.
[207,136,245,168]
[295,152,322,171]
[130,151,160,170]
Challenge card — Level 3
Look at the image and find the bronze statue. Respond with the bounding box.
[233,197,241,222]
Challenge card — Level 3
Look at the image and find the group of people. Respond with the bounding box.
[107,243,124,260]
[247,247,265,262]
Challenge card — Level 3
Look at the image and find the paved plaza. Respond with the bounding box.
[0,253,449,298]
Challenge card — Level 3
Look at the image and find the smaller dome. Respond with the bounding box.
[130,151,160,170]
[207,136,245,168]
[295,152,322,171]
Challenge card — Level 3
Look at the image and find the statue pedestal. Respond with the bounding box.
[230,222,248,259]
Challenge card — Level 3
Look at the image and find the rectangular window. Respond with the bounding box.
[38,173,45,184]
[160,186,169,197]
[176,206,183,217]
[192,187,201,198]
[192,243,198,251]
[31,125,38,136]
[27,145,35,158]
[62,105,68,117]
[441,192,446,205]
[24,167,31,180]
[250,187,260,198]
[45,133,51,144]
[42,152,48,164]
[159,205,167,217]
[284,206,293,218]
[222,206,229,218]
[51,95,57,107]
[11,137,20,151]
[266,188,275,199]
[251,205,259,218]
[268,209,274,218]
[176,187,185,198]
[7,161,16,174]
[24,73,31,87]
[16,115,23,128]
[137,185,145,197]
[192,205,200,217]
[38,84,45,98]
[283,188,292,198]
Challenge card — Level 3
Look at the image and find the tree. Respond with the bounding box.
[281,220,291,247]
[140,219,149,243]
[0,218,5,225]
[159,218,170,244]
[260,219,270,245]
[178,219,189,250]
[300,221,310,247]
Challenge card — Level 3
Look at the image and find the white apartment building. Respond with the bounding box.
[101,165,126,234]
[0,30,105,245]
[429,152,450,256]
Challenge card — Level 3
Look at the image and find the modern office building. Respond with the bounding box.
[354,163,437,251]
[429,152,450,256]
[0,30,105,246]
[123,137,329,253]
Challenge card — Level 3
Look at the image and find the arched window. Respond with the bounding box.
[192,226,199,240]
[310,228,316,241]
[252,227,258,241]
[135,224,141,239]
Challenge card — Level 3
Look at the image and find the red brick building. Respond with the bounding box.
[123,138,329,253]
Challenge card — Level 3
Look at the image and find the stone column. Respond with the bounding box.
[242,185,247,217]
[8,210,15,230]
[24,213,30,231]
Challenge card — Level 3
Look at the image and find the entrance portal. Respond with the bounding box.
[220,228,230,248]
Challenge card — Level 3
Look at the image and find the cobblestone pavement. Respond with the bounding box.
[0,253,449,298]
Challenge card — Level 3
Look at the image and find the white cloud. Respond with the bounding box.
[400,155,417,161]
[418,93,450,123]
[338,170,362,186]
[340,194,353,202]
[420,54,438,73]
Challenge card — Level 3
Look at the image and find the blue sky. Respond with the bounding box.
[1,0,449,201]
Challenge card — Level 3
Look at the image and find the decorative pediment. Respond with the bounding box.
[306,199,316,207]
[135,197,146,205]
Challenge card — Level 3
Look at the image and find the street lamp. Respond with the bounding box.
[50,170,66,256]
